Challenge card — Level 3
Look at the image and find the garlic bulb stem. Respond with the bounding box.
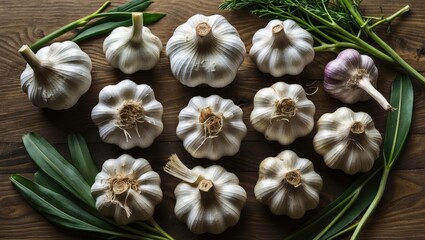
[271,23,289,48]
[285,169,302,188]
[19,45,42,73]
[164,154,203,184]
[356,77,393,111]
[131,12,144,42]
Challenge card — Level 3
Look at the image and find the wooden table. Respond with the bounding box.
[1,0,424,239]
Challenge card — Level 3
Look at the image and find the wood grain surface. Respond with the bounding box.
[1,0,425,239]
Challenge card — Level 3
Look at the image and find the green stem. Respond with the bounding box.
[314,42,362,53]
[350,168,390,240]
[149,218,175,240]
[29,2,132,52]
[369,5,410,29]
[328,222,359,240]
[313,189,361,240]
[341,0,425,84]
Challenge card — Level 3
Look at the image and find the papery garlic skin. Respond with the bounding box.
[254,150,322,219]
[166,14,246,88]
[250,19,314,77]
[313,107,382,175]
[91,154,163,225]
[103,12,162,74]
[250,82,315,145]
[91,80,163,149]
[176,95,247,160]
[324,49,393,110]
[19,41,92,110]
[164,154,247,234]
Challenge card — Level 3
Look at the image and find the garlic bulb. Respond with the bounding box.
[166,14,246,88]
[176,95,247,160]
[250,19,314,77]
[103,12,162,74]
[91,79,163,149]
[324,49,393,110]
[164,154,247,234]
[250,82,315,145]
[91,154,163,225]
[254,150,322,219]
[313,107,382,175]
[19,41,92,110]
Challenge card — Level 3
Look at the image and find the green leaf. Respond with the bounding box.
[383,74,414,167]
[34,171,75,200]
[320,166,382,239]
[73,12,166,43]
[77,0,153,32]
[22,132,94,207]
[68,133,98,186]
[10,174,134,239]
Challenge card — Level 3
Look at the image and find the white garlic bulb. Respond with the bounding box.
[91,154,163,225]
[164,154,247,234]
[19,41,92,110]
[313,107,382,175]
[103,12,162,74]
[250,81,315,145]
[176,95,247,160]
[166,14,246,88]
[91,79,163,150]
[250,19,314,77]
[254,150,322,219]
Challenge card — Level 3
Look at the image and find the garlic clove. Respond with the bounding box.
[19,42,92,110]
[313,107,382,174]
[166,14,246,88]
[164,154,247,234]
[91,154,162,225]
[176,95,246,160]
[254,150,322,218]
[250,19,314,77]
[92,80,163,149]
[103,12,162,74]
[251,82,315,145]
[324,49,393,110]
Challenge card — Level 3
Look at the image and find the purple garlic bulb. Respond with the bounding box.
[324,49,393,110]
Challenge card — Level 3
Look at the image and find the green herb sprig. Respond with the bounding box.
[30,0,166,52]
[285,74,413,239]
[219,0,425,85]
[11,133,174,240]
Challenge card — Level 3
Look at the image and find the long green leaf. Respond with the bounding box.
[76,0,153,33]
[320,166,382,239]
[73,12,166,43]
[10,175,137,239]
[22,132,94,207]
[68,133,98,185]
[383,74,414,167]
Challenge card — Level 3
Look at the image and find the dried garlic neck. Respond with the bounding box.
[271,23,289,48]
[199,107,224,137]
[109,176,138,196]
[196,22,214,50]
[164,154,203,183]
[198,179,216,203]
[347,69,368,89]
[350,121,366,135]
[129,12,144,45]
[284,169,302,188]
[273,97,297,121]
[349,121,366,151]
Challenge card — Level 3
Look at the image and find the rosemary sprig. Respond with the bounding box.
[219,0,425,84]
